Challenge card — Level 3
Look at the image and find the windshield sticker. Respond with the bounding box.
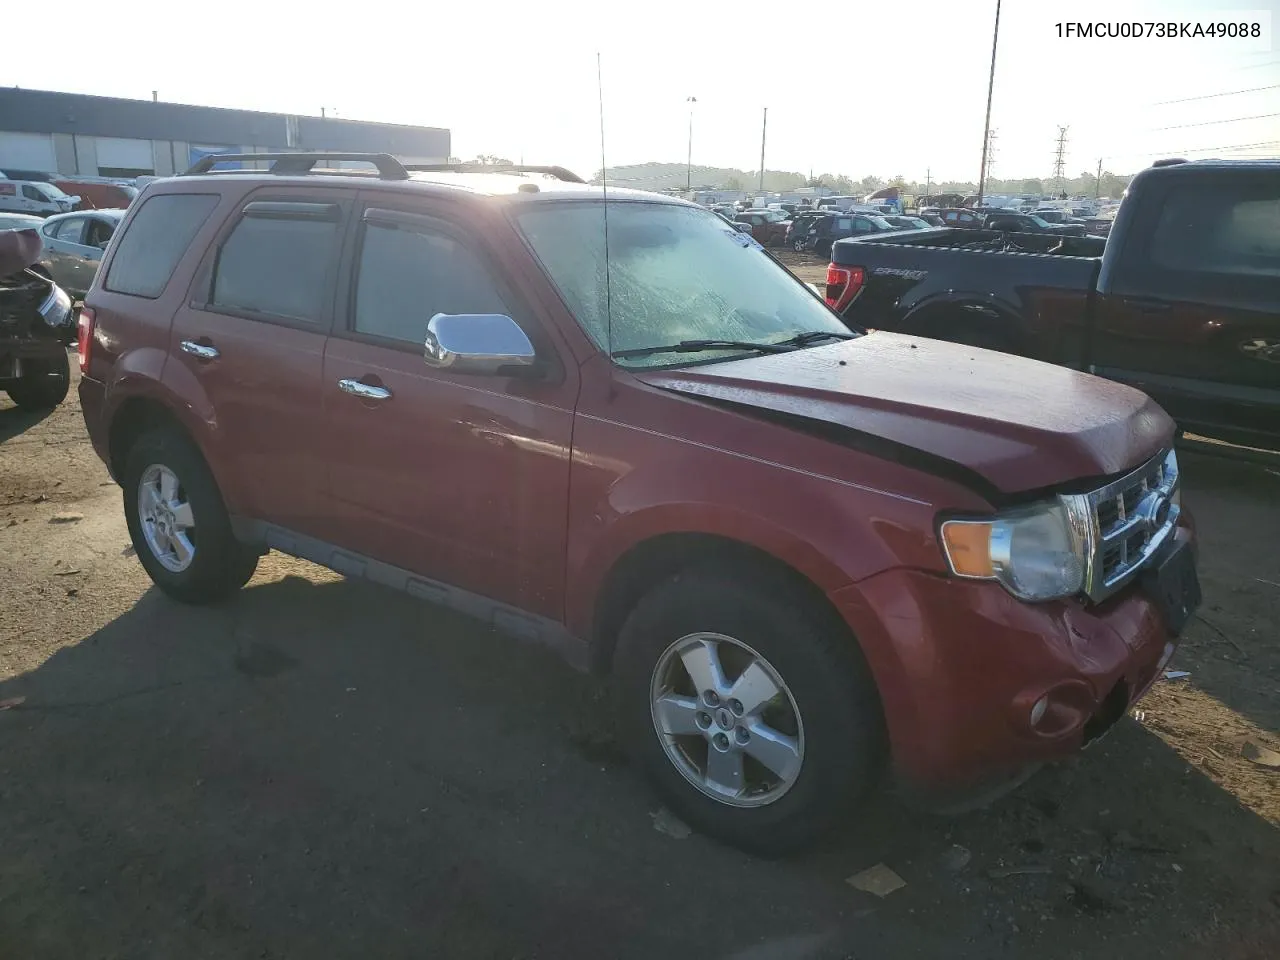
[724,229,764,251]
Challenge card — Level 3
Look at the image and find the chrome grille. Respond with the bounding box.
[1078,450,1180,603]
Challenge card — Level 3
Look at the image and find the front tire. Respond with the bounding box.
[5,351,70,410]
[122,427,258,604]
[613,566,885,856]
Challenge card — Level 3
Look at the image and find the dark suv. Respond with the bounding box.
[78,153,1198,855]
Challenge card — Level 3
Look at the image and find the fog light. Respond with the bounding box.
[1030,696,1049,728]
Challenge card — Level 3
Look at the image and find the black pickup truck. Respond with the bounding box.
[826,159,1280,449]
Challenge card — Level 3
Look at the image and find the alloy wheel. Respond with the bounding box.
[138,464,196,573]
[649,632,804,808]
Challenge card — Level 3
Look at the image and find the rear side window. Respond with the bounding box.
[105,194,219,298]
[352,219,510,344]
[54,218,85,243]
[1149,181,1280,278]
[211,211,340,322]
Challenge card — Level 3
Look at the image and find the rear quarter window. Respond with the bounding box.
[105,193,220,298]
[1149,181,1280,278]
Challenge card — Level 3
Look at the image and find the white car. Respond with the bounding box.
[0,179,79,217]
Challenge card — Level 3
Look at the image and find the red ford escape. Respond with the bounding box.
[78,154,1199,855]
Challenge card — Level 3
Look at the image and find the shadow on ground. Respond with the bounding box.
[1,569,1277,960]
[0,403,54,445]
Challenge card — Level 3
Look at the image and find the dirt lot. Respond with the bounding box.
[1,356,1277,959]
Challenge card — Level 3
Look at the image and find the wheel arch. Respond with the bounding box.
[589,531,866,678]
[897,294,1024,349]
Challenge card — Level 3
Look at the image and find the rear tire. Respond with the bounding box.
[5,351,70,410]
[613,566,885,856]
[122,427,258,604]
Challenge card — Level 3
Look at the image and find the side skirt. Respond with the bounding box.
[232,519,590,673]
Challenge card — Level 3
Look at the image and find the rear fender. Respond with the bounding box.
[103,349,245,512]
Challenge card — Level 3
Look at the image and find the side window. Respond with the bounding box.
[22,185,45,202]
[352,217,511,345]
[944,211,958,222]
[54,218,85,243]
[210,208,340,322]
[86,218,116,248]
[1149,181,1280,278]
[960,213,975,223]
[106,194,220,298]
[838,217,856,232]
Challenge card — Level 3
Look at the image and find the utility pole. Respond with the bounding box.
[1094,157,1103,199]
[976,0,1002,206]
[925,167,931,201]
[758,107,768,193]
[984,129,998,186]
[1053,126,1070,195]
[686,96,697,193]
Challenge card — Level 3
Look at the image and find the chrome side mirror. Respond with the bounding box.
[423,313,536,374]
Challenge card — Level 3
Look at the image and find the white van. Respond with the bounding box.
[0,179,79,217]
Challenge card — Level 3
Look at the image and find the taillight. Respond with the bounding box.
[824,264,865,312]
[77,306,95,374]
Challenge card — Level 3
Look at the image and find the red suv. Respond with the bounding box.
[78,153,1200,855]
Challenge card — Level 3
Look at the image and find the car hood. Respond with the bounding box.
[634,333,1173,498]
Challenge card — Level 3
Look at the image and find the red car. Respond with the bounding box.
[77,153,1198,855]
[732,208,791,246]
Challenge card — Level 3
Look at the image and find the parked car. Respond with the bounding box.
[933,207,984,229]
[985,211,1087,236]
[0,228,75,409]
[0,212,45,233]
[38,209,124,300]
[825,158,1279,449]
[0,180,79,217]
[79,152,1199,855]
[1033,209,1087,226]
[733,208,791,246]
[53,179,138,212]
[917,212,945,226]
[805,213,898,255]
[785,211,833,250]
[712,210,755,234]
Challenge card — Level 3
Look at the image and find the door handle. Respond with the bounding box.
[180,340,220,361]
[338,378,392,401]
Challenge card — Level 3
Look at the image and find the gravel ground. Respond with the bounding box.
[1,357,1277,959]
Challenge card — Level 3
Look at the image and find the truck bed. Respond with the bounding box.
[829,228,1104,367]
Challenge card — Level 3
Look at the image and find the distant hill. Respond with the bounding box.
[594,162,806,192]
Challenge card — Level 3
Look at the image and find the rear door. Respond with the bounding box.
[41,216,87,290]
[169,187,348,532]
[1092,170,1280,446]
[317,194,577,617]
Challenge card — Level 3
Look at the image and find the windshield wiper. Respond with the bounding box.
[612,339,794,360]
[774,331,856,347]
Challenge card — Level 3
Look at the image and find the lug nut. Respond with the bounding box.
[696,712,712,730]
[729,698,744,716]
[735,727,750,744]
[703,690,720,707]
[713,733,730,751]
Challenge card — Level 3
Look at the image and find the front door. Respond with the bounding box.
[318,195,577,618]
[168,188,349,533]
[42,215,92,293]
[1091,170,1280,447]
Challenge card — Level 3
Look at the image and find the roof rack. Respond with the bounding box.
[183,152,410,180]
[402,163,586,184]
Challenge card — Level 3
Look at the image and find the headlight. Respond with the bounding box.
[940,499,1087,602]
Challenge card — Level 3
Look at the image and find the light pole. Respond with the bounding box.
[976,0,1001,206]
[686,96,697,193]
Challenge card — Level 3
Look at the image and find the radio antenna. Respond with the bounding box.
[597,52,614,364]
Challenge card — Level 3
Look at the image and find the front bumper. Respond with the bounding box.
[831,525,1194,789]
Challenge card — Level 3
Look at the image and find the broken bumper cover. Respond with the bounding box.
[831,524,1195,789]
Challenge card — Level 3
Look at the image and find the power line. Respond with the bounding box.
[1233,57,1280,71]
[1101,139,1280,163]
[1153,111,1280,132]
[1154,84,1280,105]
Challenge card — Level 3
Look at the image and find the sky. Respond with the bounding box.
[1,0,1277,182]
